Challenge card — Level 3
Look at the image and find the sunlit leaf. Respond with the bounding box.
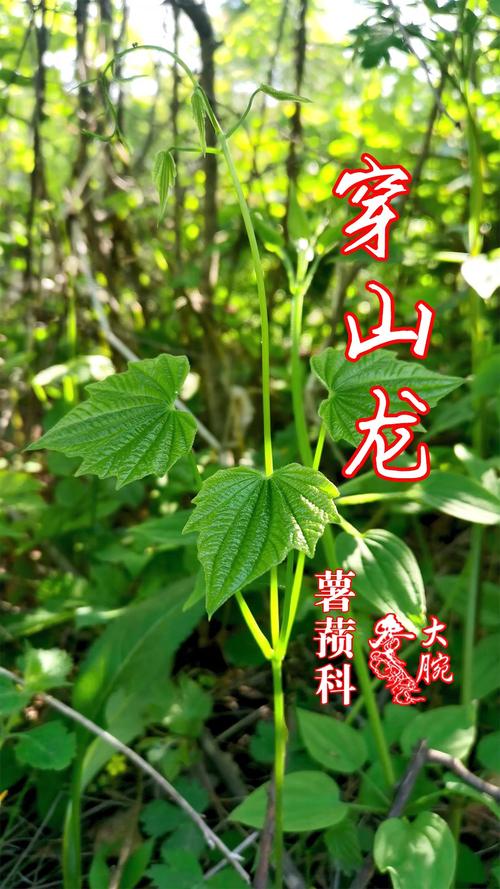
[259,83,311,103]
[336,529,426,628]
[191,87,207,156]
[416,472,500,525]
[27,355,197,489]
[401,705,476,760]
[311,349,463,446]
[184,463,339,615]
[153,149,177,222]
[23,647,73,692]
[374,813,456,889]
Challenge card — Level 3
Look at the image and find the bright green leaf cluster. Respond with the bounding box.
[23,647,73,693]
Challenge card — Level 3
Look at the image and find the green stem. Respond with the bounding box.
[218,136,273,477]
[290,285,313,466]
[63,755,83,889]
[271,656,286,889]
[235,591,273,660]
[461,524,483,705]
[460,33,484,711]
[225,87,260,138]
[201,84,285,886]
[270,565,280,649]
[278,551,306,656]
[103,44,198,90]
[353,634,395,787]
[312,423,326,471]
[278,427,328,656]
[188,450,203,492]
[312,426,338,566]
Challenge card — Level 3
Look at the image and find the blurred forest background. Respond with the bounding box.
[0,0,499,887]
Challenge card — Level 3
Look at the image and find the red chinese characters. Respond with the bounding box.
[313,569,357,706]
[415,616,454,687]
[342,386,431,482]
[368,613,425,706]
[333,151,435,483]
[344,281,435,362]
[368,612,454,705]
[332,153,411,261]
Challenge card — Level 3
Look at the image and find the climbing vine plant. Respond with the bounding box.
[24,42,479,889]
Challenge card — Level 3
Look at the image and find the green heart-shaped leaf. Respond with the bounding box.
[311,348,463,446]
[184,463,339,615]
[374,812,456,889]
[230,770,347,832]
[296,707,367,774]
[28,354,197,489]
[336,528,426,629]
[401,704,476,760]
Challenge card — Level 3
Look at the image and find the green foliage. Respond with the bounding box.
[15,720,76,771]
[1,1,499,886]
[324,817,362,874]
[0,676,30,715]
[119,840,155,889]
[28,355,197,488]
[231,771,347,831]
[191,87,207,156]
[444,776,500,821]
[477,731,500,771]
[153,150,177,222]
[401,705,477,760]
[161,676,212,738]
[416,472,500,525]
[374,812,456,889]
[22,647,73,692]
[184,463,339,614]
[73,577,203,784]
[148,851,204,889]
[141,800,181,838]
[336,529,426,627]
[472,633,500,699]
[311,349,462,445]
[296,707,367,774]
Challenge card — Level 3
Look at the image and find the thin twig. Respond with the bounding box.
[3,791,62,889]
[216,705,268,743]
[0,666,251,885]
[427,747,500,803]
[204,831,259,880]
[253,775,276,889]
[385,0,460,128]
[200,729,248,799]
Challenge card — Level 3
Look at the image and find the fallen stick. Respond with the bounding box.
[0,666,251,884]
